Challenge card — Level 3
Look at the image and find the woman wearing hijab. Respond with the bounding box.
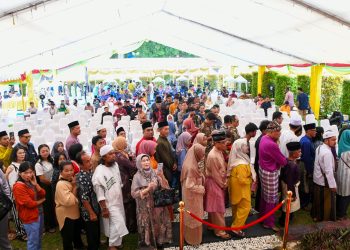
[336,130,350,220]
[113,136,138,233]
[227,138,253,237]
[176,132,192,172]
[180,143,206,245]
[167,115,177,149]
[183,117,199,139]
[51,141,68,158]
[138,140,158,170]
[193,133,208,147]
[131,154,172,248]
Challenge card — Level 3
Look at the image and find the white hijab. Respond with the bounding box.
[228,138,251,168]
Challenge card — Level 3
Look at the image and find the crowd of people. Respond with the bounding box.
[0,84,349,250]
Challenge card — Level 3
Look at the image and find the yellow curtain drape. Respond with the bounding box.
[27,72,34,103]
[258,66,266,94]
[310,65,324,119]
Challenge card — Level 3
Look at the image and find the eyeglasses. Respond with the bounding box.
[21,135,31,139]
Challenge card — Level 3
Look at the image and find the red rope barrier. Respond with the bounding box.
[187,200,285,231]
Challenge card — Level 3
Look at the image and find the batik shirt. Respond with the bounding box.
[76,170,100,222]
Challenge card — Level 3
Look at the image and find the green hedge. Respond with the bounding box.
[251,72,258,97]
[275,75,296,106]
[297,75,310,95]
[320,76,343,117]
[341,80,350,115]
[262,71,278,97]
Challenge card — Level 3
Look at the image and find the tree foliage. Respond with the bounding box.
[341,80,350,115]
[297,75,310,95]
[251,72,258,97]
[262,71,278,98]
[320,76,343,117]
[111,41,197,58]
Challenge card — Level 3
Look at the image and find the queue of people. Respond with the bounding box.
[0,87,349,250]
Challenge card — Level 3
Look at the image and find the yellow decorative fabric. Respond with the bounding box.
[310,65,324,119]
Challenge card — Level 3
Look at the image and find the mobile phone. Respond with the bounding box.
[9,132,14,139]
[157,163,163,173]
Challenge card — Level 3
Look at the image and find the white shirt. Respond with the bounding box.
[313,144,336,189]
[35,160,54,181]
[8,162,20,189]
[92,163,124,209]
[279,129,299,157]
[92,163,128,239]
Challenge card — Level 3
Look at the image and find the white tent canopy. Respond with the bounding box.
[234,75,248,84]
[0,0,350,76]
[153,77,165,83]
[176,75,188,82]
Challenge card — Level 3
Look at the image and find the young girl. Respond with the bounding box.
[5,147,27,241]
[55,161,84,250]
[35,144,57,233]
[13,162,46,250]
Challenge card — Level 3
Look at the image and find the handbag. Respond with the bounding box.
[0,191,13,221]
[153,188,179,207]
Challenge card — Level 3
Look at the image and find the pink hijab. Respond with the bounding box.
[138,140,157,156]
[183,118,199,136]
[193,133,207,146]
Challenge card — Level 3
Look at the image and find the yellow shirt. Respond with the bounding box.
[0,145,13,169]
[169,103,178,115]
[280,105,291,116]
[228,164,252,205]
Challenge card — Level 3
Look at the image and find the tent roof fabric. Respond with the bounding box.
[0,0,349,75]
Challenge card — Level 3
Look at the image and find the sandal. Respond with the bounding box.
[232,230,245,238]
[215,232,232,240]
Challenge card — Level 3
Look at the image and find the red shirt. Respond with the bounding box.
[13,182,46,224]
[113,108,127,119]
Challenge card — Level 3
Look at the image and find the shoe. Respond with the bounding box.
[232,230,245,238]
[215,232,232,240]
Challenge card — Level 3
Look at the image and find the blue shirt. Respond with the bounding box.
[177,149,187,171]
[300,135,315,175]
[297,92,309,110]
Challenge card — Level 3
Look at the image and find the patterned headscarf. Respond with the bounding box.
[266,121,281,132]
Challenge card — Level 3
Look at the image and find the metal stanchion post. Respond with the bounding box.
[282,191,293,250]
[179,201,185,250]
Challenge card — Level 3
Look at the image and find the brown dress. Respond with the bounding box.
[131,154,172,248]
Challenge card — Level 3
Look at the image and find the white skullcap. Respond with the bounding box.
[100,145,114,157]
[96,125,106,132]
[290,116,302,126]
[323,130,337,139]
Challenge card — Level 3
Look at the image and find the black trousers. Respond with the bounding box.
[336,194,350,219]
[60,218,84,250]
[42,183,57,230]
[85,220,100,250]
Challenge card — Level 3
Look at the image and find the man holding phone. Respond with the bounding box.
[0,130,15,170]
[14,129,37,167]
